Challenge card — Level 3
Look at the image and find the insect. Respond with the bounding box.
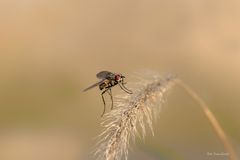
[83,71,133,117]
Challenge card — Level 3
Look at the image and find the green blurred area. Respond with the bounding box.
[0,0,240,159]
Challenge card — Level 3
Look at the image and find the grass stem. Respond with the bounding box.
[175,79,237,160]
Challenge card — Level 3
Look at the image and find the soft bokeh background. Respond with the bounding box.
[0,0,240,160]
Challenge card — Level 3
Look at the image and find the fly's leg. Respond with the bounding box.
[119,82,133,94]
[101,89,108,117]
[107,88,113,110]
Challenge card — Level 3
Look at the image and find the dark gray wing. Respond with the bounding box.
[96,71,114,79]
[82,79,104,92]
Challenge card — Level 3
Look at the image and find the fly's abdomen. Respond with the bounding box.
[99,80,117,90]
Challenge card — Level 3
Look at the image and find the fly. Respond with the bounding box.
[83,71,133,117]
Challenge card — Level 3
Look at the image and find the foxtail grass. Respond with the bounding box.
[93,73,237,160]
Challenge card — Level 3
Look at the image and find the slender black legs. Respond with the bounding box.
[101,89,108,117]
[100,83,132,117]
[108,88,113,110]
[101,88,114,117]
[119,82,133,94]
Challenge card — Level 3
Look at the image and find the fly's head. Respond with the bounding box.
[114,73,125,83]
[115,73,132,94]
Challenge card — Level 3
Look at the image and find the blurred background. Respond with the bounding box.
[0,0,240,159]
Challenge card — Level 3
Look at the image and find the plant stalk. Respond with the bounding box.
[175,79,238,160]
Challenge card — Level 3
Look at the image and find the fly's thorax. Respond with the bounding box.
[111,80,118,86]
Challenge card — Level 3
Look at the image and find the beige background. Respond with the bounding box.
[0,0,240,159]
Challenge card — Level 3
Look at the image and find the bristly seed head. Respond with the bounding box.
[93,72,176,160]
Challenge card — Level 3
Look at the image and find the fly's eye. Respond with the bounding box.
[115,74,121,81]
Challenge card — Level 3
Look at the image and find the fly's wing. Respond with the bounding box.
[96,71,114,79]
[82,79,104,92]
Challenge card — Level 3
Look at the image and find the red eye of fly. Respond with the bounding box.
[115,74,121,81]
